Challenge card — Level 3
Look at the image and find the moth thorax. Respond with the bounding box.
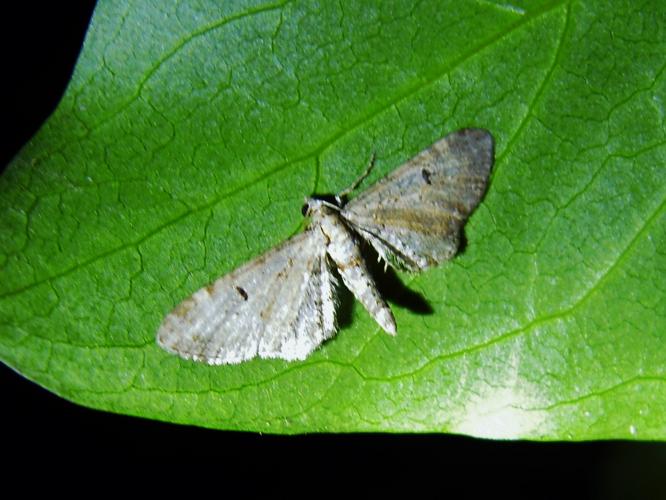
[301,197,340,218]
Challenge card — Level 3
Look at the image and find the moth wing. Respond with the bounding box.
[341,128,493,271]
[157,229,338,364]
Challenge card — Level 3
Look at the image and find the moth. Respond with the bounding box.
[157,128,494,364]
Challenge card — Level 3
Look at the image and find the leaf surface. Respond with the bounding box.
[1,0,665,438]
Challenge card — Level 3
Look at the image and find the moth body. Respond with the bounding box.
[306,199,397,335]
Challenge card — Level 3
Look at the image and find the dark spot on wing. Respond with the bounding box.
[421,168,432,185]
[235,286,248,301]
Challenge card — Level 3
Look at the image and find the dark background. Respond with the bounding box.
[2,2,665,493]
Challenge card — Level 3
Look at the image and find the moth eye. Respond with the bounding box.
[301,203,309,216]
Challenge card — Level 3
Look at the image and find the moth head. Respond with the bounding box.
[301,198,323,217]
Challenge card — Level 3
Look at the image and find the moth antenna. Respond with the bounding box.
[337,152,376,199]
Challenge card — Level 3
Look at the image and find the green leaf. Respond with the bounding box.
[1,0,665,439]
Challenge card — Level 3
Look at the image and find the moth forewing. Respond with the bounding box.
[340,128,493,271]
[156,229,338,364]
